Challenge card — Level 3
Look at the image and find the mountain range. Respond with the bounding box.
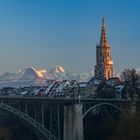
[0,66,92,88]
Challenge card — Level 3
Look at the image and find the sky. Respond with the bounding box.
[0,0,139,74]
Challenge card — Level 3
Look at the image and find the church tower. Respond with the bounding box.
[95,17,113,80]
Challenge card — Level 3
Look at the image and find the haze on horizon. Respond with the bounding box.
[0,0,139,75]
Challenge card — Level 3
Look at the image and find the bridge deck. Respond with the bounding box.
[0,96,131,104]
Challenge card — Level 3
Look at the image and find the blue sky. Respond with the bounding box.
[0,0,139,74]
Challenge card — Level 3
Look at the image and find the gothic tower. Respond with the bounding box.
[95,17,113,80]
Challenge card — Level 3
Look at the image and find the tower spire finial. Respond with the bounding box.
[102,17,105,27]
[100,17,109,46]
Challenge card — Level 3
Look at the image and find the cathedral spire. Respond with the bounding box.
[95,17,113,80]
[100,17,109,46]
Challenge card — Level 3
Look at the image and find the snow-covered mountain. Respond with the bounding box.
[0,67,46,81]
[0,66,91,88]
[16,67,46,80]
[0,67,47,88]
[47,65,77,80]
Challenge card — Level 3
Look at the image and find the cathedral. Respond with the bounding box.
[95,17,113,80]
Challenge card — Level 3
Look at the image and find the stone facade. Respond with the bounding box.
[95,17,113,80]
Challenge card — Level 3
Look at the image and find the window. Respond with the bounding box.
[108,52,109,57]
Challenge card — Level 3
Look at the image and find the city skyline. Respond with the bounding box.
[0,0,140,74]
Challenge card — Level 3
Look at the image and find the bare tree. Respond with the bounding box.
[120,68,139,100]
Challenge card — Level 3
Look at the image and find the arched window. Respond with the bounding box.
[108,52,109,57]
[108,70,110,78]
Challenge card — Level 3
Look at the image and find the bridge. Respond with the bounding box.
[0,96,131,140]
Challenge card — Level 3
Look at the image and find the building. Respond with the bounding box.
[95,17,113,80]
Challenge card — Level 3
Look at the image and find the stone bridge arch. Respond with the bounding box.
[82,102,126,119]
[0,103,58,140]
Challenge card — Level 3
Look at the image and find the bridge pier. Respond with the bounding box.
[25,103,28,114]
[41,102,44,126]
[63,104,83,140]
[34,103,37,120]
